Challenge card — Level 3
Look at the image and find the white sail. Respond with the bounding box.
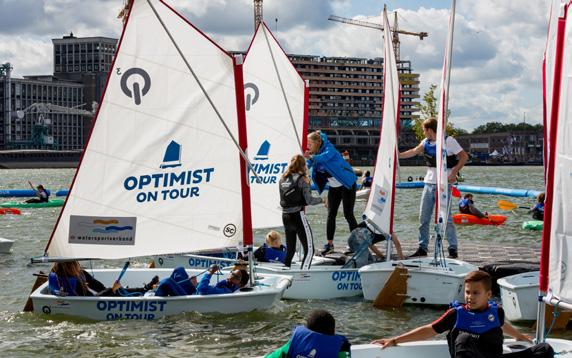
[363,8,400,234]
[436,0,456,237]
[243,23,308,229]
[547,1,572,304]
[543,0,562,175]
[45,0,246,259]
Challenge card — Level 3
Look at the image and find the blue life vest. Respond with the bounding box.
[287,326,345,358]
[452,301,501,334]
[458,198,472,214]
[423,139,459,168]
[533,202,545,213]
[263,244,287,263]
[48,272,78,296]
[362,176,373,188]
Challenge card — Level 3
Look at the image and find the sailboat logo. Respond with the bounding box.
[120,67,151,105]
[160,140,182,169]
[244,82,259,111]
[255,140,270,160]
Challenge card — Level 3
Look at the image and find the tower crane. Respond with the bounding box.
[328,11,428,61]
[254,0,263,31]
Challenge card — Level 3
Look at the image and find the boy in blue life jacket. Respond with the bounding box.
[154,266,198,297]
[372,270,554,358]
[196,264,247,295]
[459,193,488,218]
[254,230,287,264]
[529,192,545,221]
[266,309,351,358]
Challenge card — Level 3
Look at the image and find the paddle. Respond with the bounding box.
[497,200,529,211]
[451,186,461,198]
[112,261,130,293]
[28,180,35,190]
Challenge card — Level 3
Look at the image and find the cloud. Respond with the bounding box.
[0,0,552,131]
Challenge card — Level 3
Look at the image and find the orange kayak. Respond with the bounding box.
[0,208,21,215]
[453,213,506,226]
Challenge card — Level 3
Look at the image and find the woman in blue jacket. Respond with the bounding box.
[304,131,358,255]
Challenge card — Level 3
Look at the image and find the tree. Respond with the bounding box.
[413,84,461,140]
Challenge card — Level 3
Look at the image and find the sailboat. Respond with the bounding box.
[28,0,290,321]
[359,1,477,306]
[352,0,572,356]
[154,21,362,300]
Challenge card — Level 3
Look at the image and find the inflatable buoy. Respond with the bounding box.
[0,199,64,208]
[453,213,507,226]
[522,220,543,231]
[407,176,413,182]
[0,208,21,215]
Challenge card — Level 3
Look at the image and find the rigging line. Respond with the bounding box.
[146,0,260,181]
[261,26,302,150]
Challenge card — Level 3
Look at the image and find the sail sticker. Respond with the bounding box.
[69,215,136,245]
[119,67,151,105]
[123,140,215,203]
[249,140,288,184]
[371,184,388,215]
[223,224,237,237]
[244,82,260,111]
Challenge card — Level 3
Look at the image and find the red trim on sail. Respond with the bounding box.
[262,22,307,83]
[43,0,137,254]
[542,58,548,178]
[302,84,309,151]
[539,7,568,292]
[243,22,262,62]
[233,60,253,247]
[389,88,401,235]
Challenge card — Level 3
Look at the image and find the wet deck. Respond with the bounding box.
[397,241,541,267]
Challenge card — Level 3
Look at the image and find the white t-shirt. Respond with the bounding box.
[422,136,463,184]
[327,176,343,188]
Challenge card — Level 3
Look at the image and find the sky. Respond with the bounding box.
[0,0,552,130]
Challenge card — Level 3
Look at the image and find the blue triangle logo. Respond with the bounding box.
[254,140,270,160]
[160,140,182,169]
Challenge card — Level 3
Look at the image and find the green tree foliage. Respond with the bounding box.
[413,84,465,140]
[472,121,543,134]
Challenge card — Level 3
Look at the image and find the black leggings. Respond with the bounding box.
[326,184,358,242]
[283,211,314,269]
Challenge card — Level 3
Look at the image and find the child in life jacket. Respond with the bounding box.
[265,309,351,358]
[371,270,554,358]
[254,230,287,264]
[458,193,488,218]
[530,192,545,221]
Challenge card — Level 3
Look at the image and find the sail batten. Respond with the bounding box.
[244,23,307,229]
[363,7,400,234]
[45,0,248,260]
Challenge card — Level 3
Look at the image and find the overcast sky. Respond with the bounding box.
[0,0,551,130]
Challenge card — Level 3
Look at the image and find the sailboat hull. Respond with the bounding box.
[0,238,14,254]
[30,268,291,321]
[359,258,478,305]
[351,339,572,357]
[497,271,540,321]
[154,253,361,299]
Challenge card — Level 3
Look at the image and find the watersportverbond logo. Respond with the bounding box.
[123,140,214,203]
[249,140,288,184]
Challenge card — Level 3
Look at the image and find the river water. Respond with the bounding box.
[0,166,569,357]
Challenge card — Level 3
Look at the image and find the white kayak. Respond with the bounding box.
[359,258,478,305]
[351,339,572,357]
[30,268,291,321]
[0,238,14,254]
[154,253,362,300]
[497,271,540,322]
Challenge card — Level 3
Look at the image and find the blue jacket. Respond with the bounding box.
[307,132,357,193]
[155,266,196,296]
[287,326,347,358]
[254,243,287,263]
[196,273,238,295]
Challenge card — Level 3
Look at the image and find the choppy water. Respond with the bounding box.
[0,166,569,357]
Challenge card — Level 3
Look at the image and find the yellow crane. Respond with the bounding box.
[328,11,428,61]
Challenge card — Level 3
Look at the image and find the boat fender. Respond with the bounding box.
[407,176,413,182]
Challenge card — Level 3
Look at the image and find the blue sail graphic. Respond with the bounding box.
[160,140,182,168]
[254,140,270,160]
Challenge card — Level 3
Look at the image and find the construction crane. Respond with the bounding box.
[254,0,263,31]
[328,12,428,61]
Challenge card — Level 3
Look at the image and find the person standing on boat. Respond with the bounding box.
[304,131,358,256]
[279,154,323,269]
[371,270,554,358]
[399,118,468,258]
[25,182,49,204]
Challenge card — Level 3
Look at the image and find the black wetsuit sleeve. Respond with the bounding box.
[254,246,265,262]
[83,270,107,293]
[432,308,457,334]
[340,337,351,354]
[499,307,505,327]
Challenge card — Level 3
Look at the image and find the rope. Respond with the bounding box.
[545,299,561,338]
